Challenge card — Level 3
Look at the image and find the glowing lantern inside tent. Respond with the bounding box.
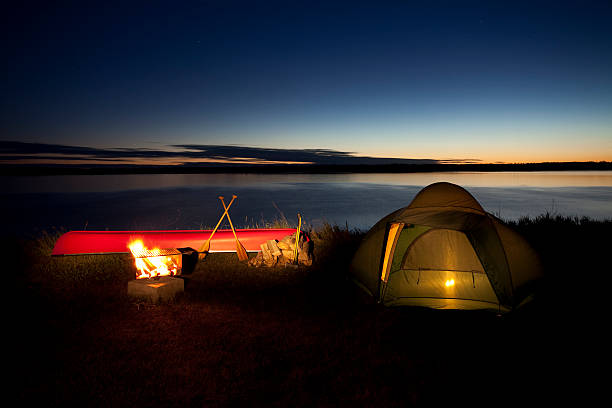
[445,279,455,287]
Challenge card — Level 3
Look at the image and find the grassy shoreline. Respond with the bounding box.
[9,214,608,406]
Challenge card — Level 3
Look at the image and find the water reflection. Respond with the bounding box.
[1,172,611,235]
[4,171,612,194]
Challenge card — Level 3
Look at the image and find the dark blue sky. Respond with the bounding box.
[2,1,611,164]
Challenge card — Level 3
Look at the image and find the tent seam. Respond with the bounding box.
[487,215,515,308]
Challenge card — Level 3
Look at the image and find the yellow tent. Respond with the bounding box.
[350,182,543,313]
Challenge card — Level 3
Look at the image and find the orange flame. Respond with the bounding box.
[128,240,180,279]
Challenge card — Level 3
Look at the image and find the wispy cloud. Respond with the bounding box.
[0,141,478,167]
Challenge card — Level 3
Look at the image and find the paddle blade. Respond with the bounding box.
[236,240,249,262]
[199,239,210,254]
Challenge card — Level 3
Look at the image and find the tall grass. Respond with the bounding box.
[505,213,611,308]
[11,213,611,290]
[507,212,611,275]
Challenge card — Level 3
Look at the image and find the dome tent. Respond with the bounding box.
[349,182,543,313]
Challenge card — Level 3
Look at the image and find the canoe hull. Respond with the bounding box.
[51,229,297,256]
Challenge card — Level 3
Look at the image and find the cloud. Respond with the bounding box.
[0,141,477,167]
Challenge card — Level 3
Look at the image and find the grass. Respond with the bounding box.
[8,215,609,406]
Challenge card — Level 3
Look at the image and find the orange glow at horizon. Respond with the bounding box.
[3,150,611,166]
[365,149,612,164]
[1,140,610,166]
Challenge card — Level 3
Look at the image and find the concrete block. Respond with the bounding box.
[127,276,184,303]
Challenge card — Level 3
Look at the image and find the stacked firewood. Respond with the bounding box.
[248,233,313,267]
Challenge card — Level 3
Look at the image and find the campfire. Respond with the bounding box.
[128,240,182,279]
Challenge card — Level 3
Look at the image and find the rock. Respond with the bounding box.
[297,238,313,266]
[298,249,312,266]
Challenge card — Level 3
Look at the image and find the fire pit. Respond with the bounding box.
[126,240,198,302]
[127,276,184,303]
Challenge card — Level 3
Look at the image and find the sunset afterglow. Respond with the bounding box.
[2,2,611,165]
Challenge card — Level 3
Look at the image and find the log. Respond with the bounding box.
[260,243,276,266]
[267,240,282,257]
[248,252,264,267]
[279,235,296,249]
[248,233,313,268]
[277,240,292,250]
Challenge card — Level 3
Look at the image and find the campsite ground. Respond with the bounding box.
[8,215,607,406]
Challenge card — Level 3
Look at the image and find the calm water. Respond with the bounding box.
[2,171,611,235]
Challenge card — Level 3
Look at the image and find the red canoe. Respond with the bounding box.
[51,228,298,256]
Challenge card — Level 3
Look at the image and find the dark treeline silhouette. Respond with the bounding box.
[2,161,611,176]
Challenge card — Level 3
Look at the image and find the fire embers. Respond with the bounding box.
[249,233,313,267]
[128,240,181,279]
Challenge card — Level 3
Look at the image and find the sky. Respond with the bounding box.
[1,0,612,166]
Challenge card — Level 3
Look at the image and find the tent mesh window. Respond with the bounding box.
[384,228,499,306]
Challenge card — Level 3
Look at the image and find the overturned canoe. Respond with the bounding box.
[51,228,297,256]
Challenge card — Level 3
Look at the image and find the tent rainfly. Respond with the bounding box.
[349,182,543,313]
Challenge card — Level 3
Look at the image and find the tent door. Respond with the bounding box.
[379,222,404,301]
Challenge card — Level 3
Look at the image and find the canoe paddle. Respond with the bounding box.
[293,213,302,263]
[220,195,249,262]
[198,195,236,258]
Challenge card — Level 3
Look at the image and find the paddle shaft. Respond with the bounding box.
[293,213,302,263]
[199,195,236,253]
[220,196,239,240]
[220,196,249,261]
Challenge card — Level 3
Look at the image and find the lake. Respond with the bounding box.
[2,171,611,235]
